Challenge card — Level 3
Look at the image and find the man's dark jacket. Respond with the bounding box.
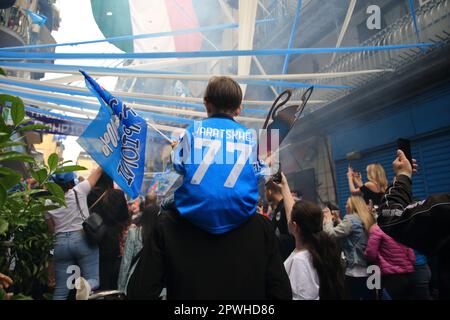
[127,208,292,300]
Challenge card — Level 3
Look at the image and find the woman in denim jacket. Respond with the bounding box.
[323,196,376,300]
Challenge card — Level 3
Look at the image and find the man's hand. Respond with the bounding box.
[170,140,179,149]
[393,149,418,178]
[0,273,13,290]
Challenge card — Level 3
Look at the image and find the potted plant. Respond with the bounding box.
[0,93,86,299]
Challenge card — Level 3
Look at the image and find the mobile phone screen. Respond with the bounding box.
[397,138,413,165]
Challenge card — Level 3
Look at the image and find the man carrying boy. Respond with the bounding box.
[127,76,291,300]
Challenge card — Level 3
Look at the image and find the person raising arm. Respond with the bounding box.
[274,173,346,300]
[45,166,104,300]
[87,166,104,189]
[348,164,388,206]
[377,150,450,299]
[277,173,295,225]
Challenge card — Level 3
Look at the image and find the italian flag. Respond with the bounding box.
[91,0,203,53]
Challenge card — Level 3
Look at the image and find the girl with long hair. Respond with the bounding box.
[348,163,388,206]
[277,173,346,300]
[95,189,130,291]
[323,195,376,300]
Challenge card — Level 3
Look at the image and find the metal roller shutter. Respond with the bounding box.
[333,135,439,212]
[414,131,450,196]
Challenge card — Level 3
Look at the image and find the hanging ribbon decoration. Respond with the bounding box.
[0,44,434,60]
[408,0,421,41]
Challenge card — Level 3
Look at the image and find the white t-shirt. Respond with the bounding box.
[45,180,92,234]
[284,250,320,300]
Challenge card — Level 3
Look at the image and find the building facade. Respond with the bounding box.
[276,0,450,209]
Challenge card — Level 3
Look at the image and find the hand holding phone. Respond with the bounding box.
[394,139,417,178]
[272,169,282,184]
[397,138,413,165]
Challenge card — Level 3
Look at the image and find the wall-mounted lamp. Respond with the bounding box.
[346,151,362,161]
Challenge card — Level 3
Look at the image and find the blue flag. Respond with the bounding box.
[77,71,147,199]
[24,9,47,26]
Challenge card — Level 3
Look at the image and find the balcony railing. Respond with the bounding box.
[0,6,31,46]
[302,0,450,113]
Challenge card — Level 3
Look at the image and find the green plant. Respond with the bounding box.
[0,94,86,299]
[0,288,32,300]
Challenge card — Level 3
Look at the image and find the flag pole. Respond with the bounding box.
[146,120,173,144]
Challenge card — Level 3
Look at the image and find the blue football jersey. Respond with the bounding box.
[172,114,267,234]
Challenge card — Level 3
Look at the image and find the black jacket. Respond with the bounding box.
[127,209,292,300]
[377,174,450,256]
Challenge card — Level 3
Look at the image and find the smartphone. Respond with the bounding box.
[397,138,413,165]
[271,165,282,184]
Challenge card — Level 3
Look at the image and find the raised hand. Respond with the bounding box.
[353,171,363,187]
[347,166,354,178]
[393,150,418,178]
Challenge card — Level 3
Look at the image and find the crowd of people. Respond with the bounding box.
[1,76,448,301]
[44,170,162,300]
